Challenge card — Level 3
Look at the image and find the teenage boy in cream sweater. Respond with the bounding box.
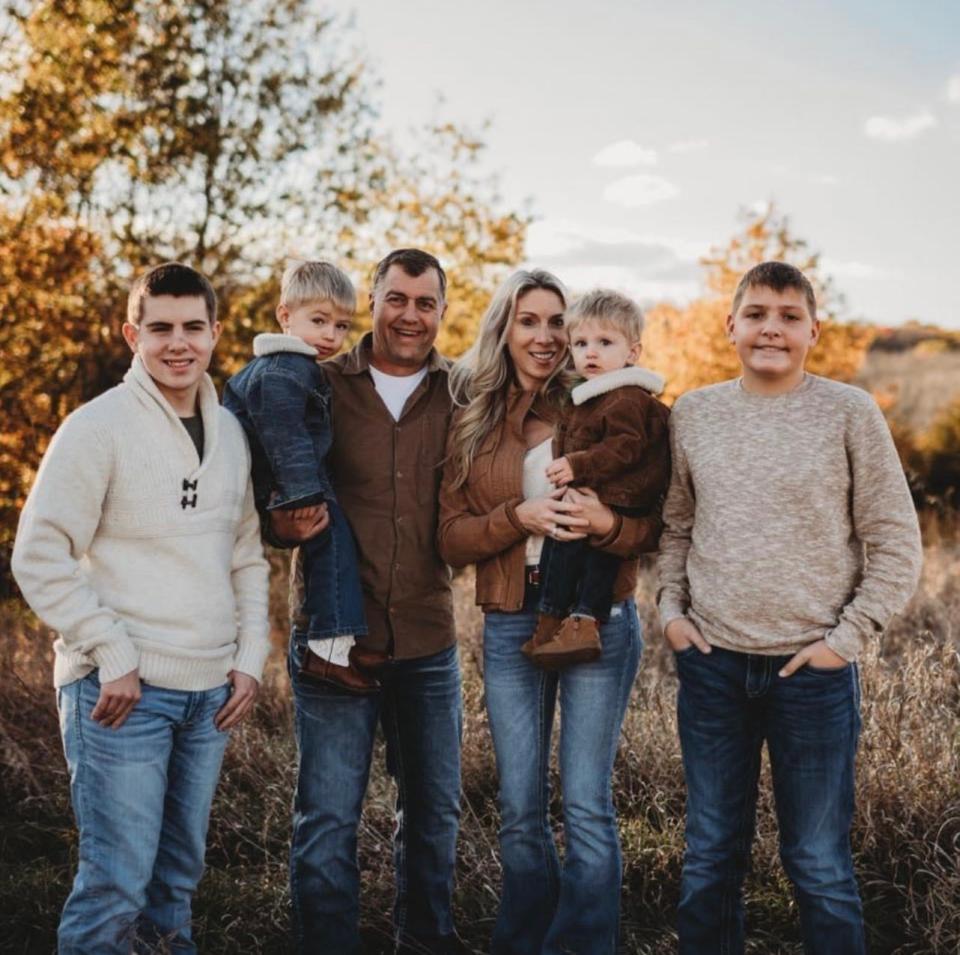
[657,261,922,955]
[12,263,270,955]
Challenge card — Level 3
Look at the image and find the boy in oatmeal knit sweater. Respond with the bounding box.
[657,261,921,954]
[12,263,269,954]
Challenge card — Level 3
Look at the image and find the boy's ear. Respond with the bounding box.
[628,340,642,365]
[275,303,289,330]
[121,322,140,354]
[725,312,736,341]
[809,317,821,347]
[211,320,223,348]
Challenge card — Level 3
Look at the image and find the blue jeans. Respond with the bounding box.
[300,499,367,636]
[288,636,463,955]
[56,672,230,955]
[482,589,641,955]
[675,646,865,955]
[536,535,622,621]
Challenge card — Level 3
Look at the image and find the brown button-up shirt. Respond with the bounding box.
[291,334,455,659]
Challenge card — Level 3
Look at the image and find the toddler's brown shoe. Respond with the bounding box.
[529,615,601,669]
[521,614,563,660]
[300,648,381,694]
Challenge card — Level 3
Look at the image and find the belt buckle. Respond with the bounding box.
[525,567,540,586]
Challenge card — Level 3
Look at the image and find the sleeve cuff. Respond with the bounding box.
[504,498,526,535]
[91,632,141,683]
[589,511,624,550]
[658,599,688,629]
[232,634,271,683]
[823,622,862,663]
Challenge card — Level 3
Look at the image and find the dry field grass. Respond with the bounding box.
[1,520,958,953]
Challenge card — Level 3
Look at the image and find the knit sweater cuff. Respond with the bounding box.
[91,630,141,683]
[658,599,688,630]
[823,621,862,663]
[232,635,271,683]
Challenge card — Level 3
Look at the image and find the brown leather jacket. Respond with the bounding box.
[437,385,665,613]
[556,366,671,510]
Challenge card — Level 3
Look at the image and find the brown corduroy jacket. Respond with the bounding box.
[289,334,455,659]
[437,384,665,613]
[556,366,671,510]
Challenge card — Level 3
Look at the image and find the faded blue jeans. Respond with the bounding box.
[482,588,642,955]
[675,645,865,955]
[288,636,463,955]
[57,671,230,954]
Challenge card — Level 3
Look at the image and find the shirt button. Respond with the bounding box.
[396,471,403,478]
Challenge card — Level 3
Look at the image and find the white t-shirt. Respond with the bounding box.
[369,365,428,421]
[523,438,554,566]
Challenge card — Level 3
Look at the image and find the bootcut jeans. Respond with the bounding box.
[482,586,642,955]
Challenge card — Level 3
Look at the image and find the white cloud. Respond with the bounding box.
[592,140,657,167]
[810,173,840,186]
[947,74,960,103]
[603,174,679,207]
[667,138,708,153]
[822,259,903,281]
[864,110,937,142]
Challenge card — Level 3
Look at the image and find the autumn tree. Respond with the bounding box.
[643,204,874,402]
[0,0,528,586]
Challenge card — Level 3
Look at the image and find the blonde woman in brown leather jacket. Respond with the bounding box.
[438,270,664,955]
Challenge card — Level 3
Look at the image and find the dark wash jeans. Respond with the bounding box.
[537,504,641,621]
[287,634,462,955]
[675,645,865,955]
[482,586,642,955]
[299,499,366,633]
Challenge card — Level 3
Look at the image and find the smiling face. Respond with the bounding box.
[726,285,820,395]
[122,294,221,415]
[277,298,352,360]
[569,318,640,378]
[505,287,567,390]
[369,264,446,376]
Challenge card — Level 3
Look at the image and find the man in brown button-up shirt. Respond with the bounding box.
[275,249,462,955]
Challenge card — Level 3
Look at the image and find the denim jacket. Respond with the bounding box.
[223,334,335,512]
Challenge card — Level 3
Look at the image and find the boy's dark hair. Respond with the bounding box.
[371,248,447,302]
[127,262,218,326]
[731,261,816,319]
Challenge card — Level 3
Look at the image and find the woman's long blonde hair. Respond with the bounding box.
[446,269,570,489]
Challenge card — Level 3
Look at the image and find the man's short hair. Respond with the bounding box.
[127,263,217,326]
[371,249,447,302]
[731,261,817,319]
[565,289,644,341]
[280,260,356,312]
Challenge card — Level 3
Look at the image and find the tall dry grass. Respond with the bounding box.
[1,527,958,954]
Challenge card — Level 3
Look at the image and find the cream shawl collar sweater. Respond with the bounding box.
[13,356,270,690]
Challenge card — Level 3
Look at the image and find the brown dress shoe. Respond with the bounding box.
[529,615,601,669]
[349,644,392,673]
[299,647,381,694]
[520,614,564,660]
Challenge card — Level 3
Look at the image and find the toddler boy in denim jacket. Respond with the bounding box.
[225,260,376,693]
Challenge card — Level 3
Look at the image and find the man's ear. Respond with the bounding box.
[121,322,140,354]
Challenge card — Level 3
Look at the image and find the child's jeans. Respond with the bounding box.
[675,645,865,955]
[536,504,640,621]
[300,499,367,637]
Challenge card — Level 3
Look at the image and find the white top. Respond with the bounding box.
[369,365,428,421]
[522,438,554,566]
[12,356,271,690]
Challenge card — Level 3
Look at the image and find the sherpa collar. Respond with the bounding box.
[253,333,319,358]
[571,366,665,406]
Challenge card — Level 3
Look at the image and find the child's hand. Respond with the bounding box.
[664,617,711,655]
[270,503,330,544]
[545,456,574,487]
[778,639,848,677]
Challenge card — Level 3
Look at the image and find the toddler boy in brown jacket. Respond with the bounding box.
[523,289,670,667]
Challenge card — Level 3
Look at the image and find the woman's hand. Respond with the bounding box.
[562,486,616,537]
[514,488,588,541]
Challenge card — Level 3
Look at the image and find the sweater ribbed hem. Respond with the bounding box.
[90,633,141,683]
[54,646,241,692]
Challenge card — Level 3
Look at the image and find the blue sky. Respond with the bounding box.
[327,0,960,328]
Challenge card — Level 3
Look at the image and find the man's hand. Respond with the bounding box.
[269,502,330,545]
[215,670,259,731]
[90,668,141,729]
[664,617,711,655]
[545,455,574,487]
[779,639,848,678]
